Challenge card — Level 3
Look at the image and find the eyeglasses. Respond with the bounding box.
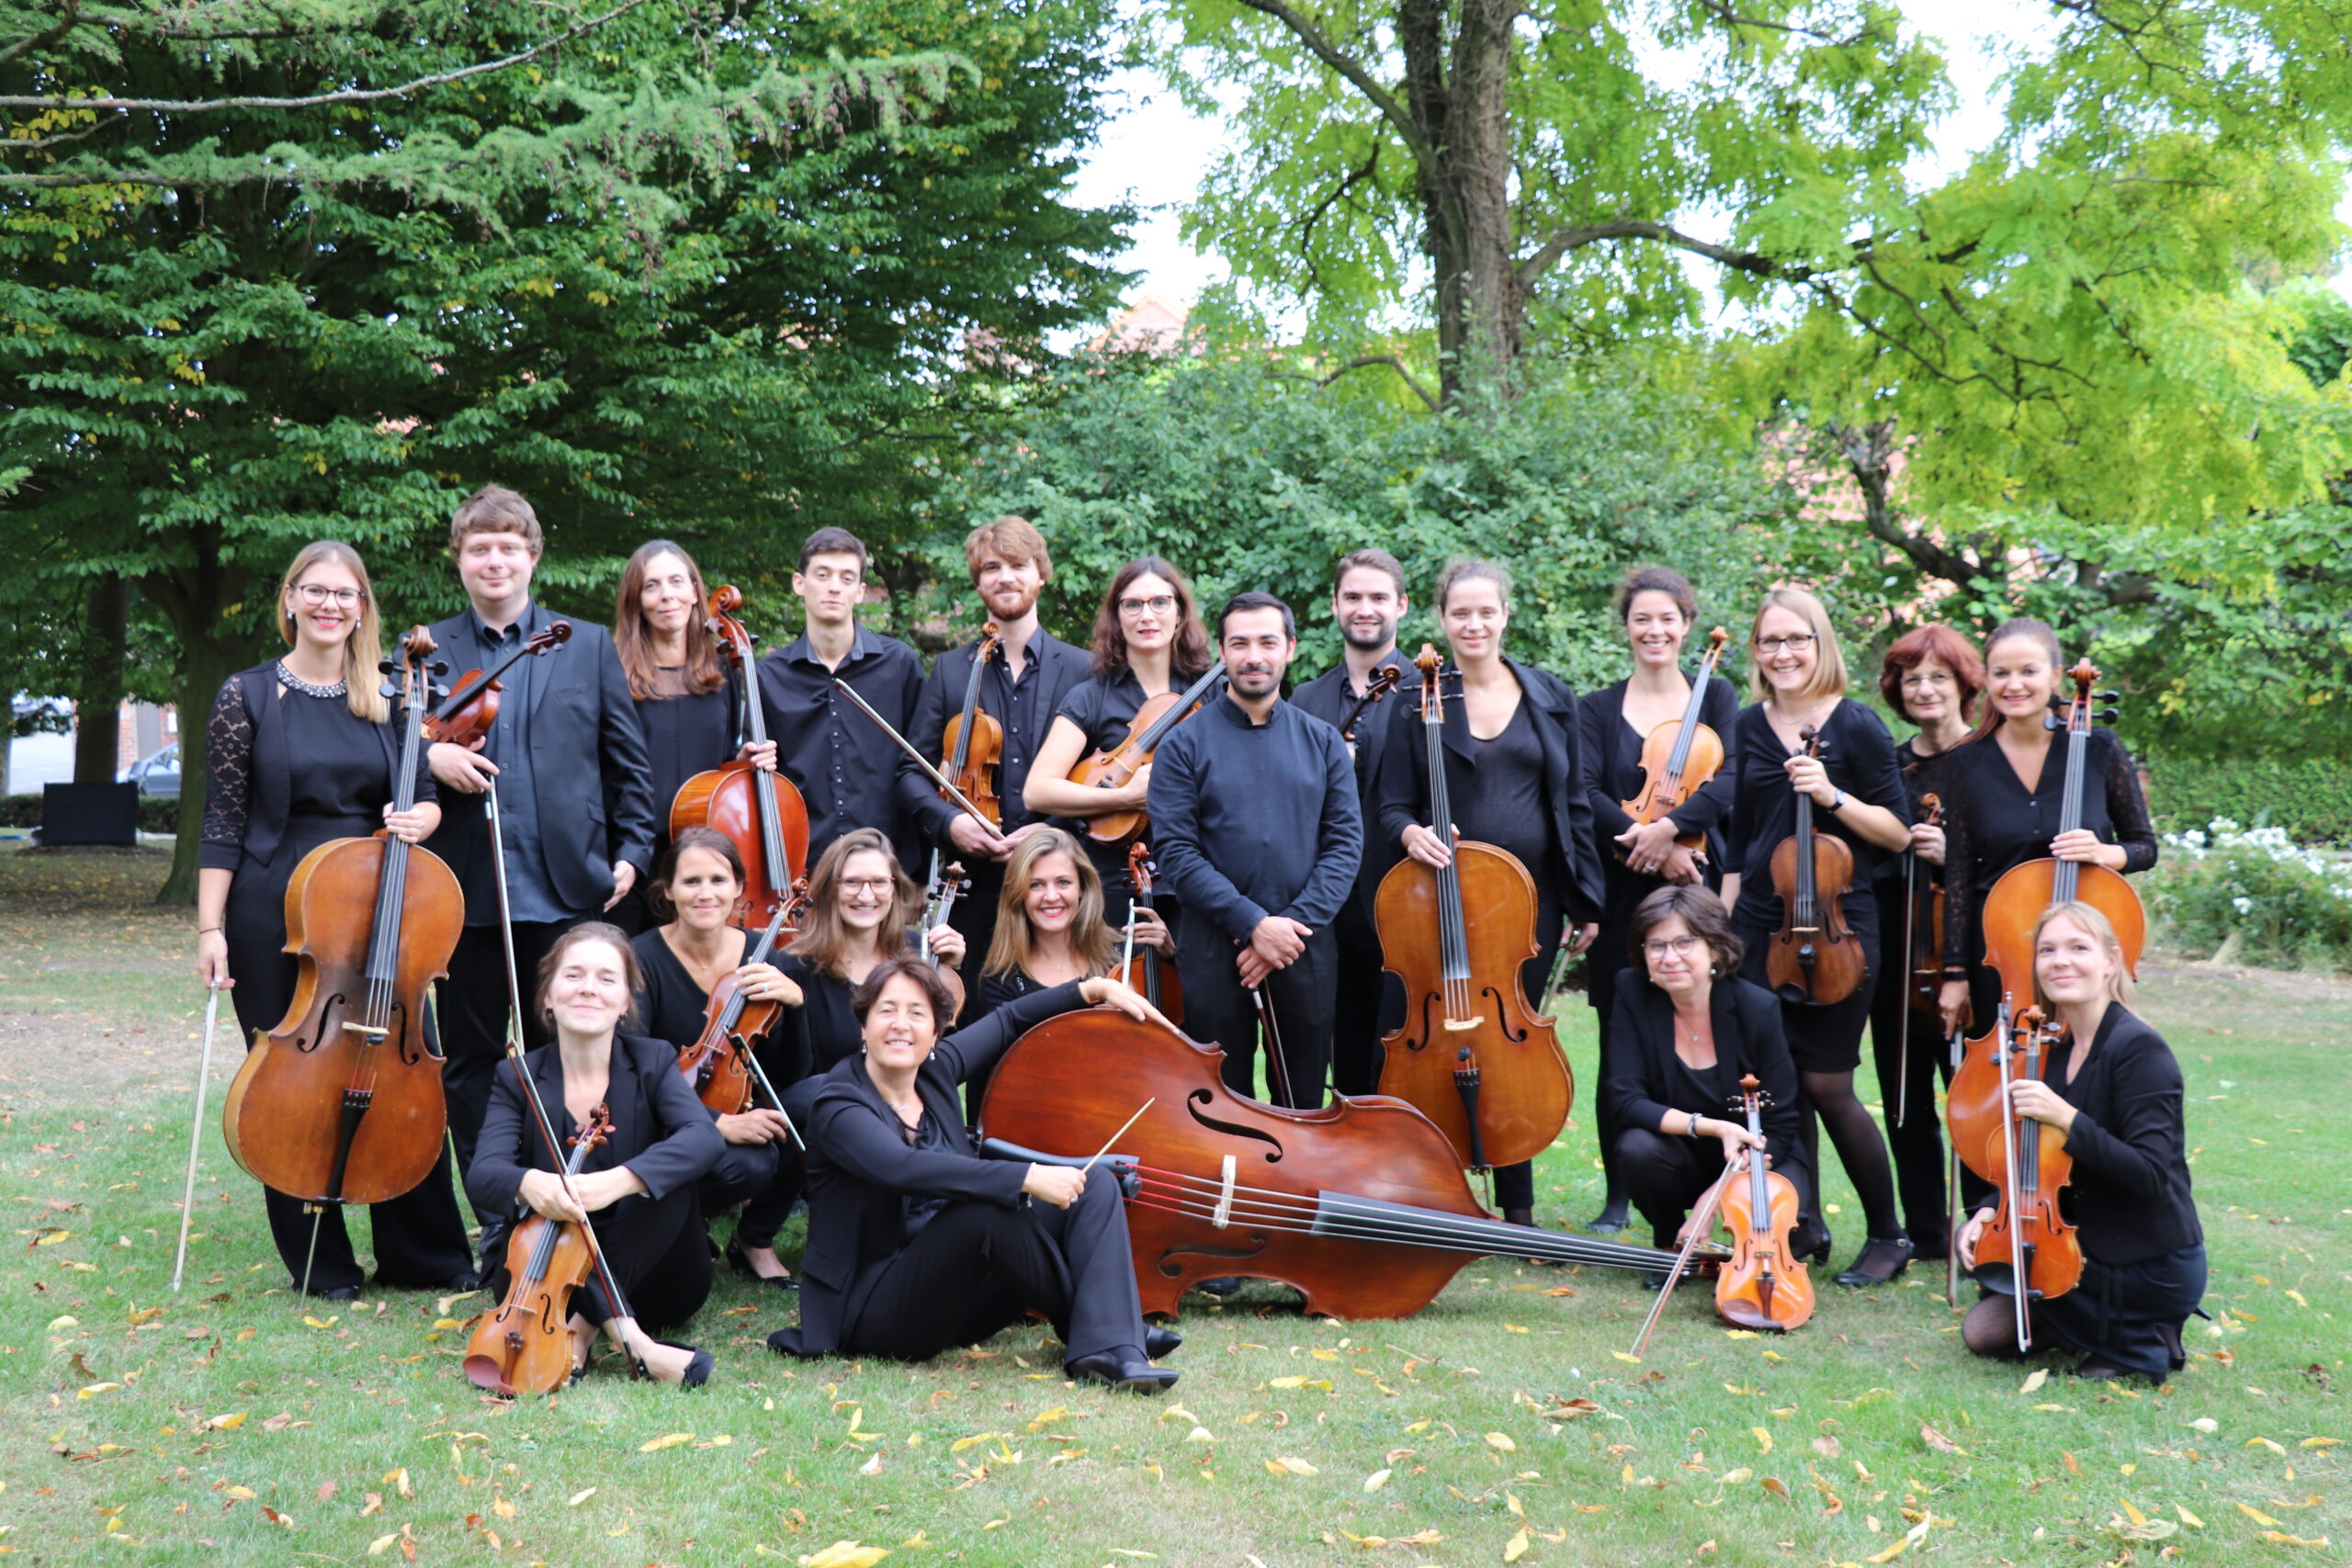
[295,584,365,608]
[1642,934,1705,959]
[1755,633,1817,654]
[1900,671,1954,689]
[1118,595,1176,615]
[839,876,895,894]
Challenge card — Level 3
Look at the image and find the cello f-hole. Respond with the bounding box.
[1185,1089,1285,1161]
[1480,986,1527,1043]
[293,993,352,1054]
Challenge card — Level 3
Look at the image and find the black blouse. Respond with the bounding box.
[629,925,750,1049]
[1939,727,2156,970]
[1601,976,1803,1172]
[1577,673,1744,861]
[201,665,434,871]
[1453,703,1554,881]
[1727,699,1911,931]
[1054,668,1155,754]
[631,668,739,836]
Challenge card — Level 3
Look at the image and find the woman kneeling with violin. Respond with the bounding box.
[770,959,1182,1392]
[1601,887,1804,1281]
[468,924,725,1386]
[1956,902,2202,1383]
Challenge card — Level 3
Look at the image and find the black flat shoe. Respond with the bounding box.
[1191,1276,1240,1298]
[1144,1325,1183,1359]
[726,1235,797,1291]
[1068,1349,1178,1393]
[310,1282,361,1303]
[653,1337,714,1390]
[1585,1207,1630,1236]
[1789,1222,1832,1266]
[1832,1236,1915,1287]
[1640,1270,1670,1292]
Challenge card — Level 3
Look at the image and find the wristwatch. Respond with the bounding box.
[1824,788,1848,814]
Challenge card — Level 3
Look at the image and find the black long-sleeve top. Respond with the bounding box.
[898,627,1091,845]
[1147,694,1362,947]
[1967,1005,2200,1265]
[1373,656,1605,924]
[1291,657,1421,907]
[754,626,929,871]
[200,663,435,871]
[1727,698,1912,931]
[631,667,741,837]
[1601,976,1802,1172]
[1939,726,2156,971]
[1577,673,1743,862]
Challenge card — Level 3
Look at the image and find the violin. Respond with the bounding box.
[1068,663,1227,844]
[464,1104,614,1397]
[977,1010,1699,1319]
[1905,793,1948,1023]
[1337,663,1403,749]
[1973,1007,2080,1348]
[1117,842,1183,1025]
[1618,626,1728,861]
[676,879,809,1115]
[1374,646,1572,1173]
[1763,723,1866,1006]
[1713,1074,1814,1333]
[1947,661,2144,1183]
[222,628,463,1221]
[941,624,1005,829]
[671,585,811,928]
[423,621,571,749]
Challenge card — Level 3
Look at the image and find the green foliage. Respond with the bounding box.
[916,352,1793,686]
[2145,819,2352,973]
[2150,759,2352,849]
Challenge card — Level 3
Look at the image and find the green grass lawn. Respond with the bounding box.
[0,848,2343,1567]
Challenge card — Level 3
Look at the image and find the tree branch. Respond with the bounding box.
[1688,0,1875,48]
[1274,353,1442,411]
[1229,0,1449,192]
[0,0,81,68]
[1823,418,1986,587]
[1515,216,1824,292]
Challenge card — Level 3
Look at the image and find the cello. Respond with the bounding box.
[1947,662,2144,1182]
[1117,842,1183,1025]
[1068,663,1227,845]
[1374,646,1572,1174]
[1712,1074,1814,1333]
[222,628,463,1254]
[675,879,809,1116]
[978,1011,1701,1320]
[1973,1006,2080,1349]
[423,621,571,748]
[1763,724,1866,1006]
[1618,626,1729,861]
[671,585,810,927]
[463,1105,614,1397]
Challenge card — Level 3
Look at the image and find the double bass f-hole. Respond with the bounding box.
[1185,1089,1284,1161]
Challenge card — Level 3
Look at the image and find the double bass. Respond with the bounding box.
[1374,646,1571,1174]
[1763,724,1866,1006]
[463,1105,614,1397]
[1618,626,1729,861]
[978,1011,1696,1320]
[1973,1006,2080,1350]
[671,585,810,927]
[1947,662,2145,1183]
[222,629,462,1230]
[1068,664,1227,844]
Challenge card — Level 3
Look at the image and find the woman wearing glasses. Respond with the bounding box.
[1600,887,1801,1278]
[1023,558,1215,924]
[1725,588,1915,1286]
[194,542,476,1299]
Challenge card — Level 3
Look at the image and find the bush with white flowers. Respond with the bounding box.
[2146,818,2352,971]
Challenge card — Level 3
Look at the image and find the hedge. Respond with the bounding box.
[2147,757,2352,847]
[0,794,182,834]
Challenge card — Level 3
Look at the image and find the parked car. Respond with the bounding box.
[121,742,180,798]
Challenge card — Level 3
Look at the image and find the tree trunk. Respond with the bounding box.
[1396,0,1521,403]
[73,572,128,785]
[144,532,254,905]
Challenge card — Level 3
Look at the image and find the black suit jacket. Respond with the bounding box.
[898,630,1091,843]
[1373,655,1604,924]
[1600,974,1802,1171]
[422,609,656,918]
[1577,673,1743,864]
[792,980,1091,1355]
[1291,655,1421,909]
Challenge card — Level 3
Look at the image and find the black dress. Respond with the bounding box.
[1939,727,2156,1031]
[615,666,740,934]
[200,667,473,1294]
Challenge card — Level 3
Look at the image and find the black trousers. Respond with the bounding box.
[1178,923,1336,1110]
[843,1168,1146,1364]
[1328,893,1403,1099]
[1488,898,1564,1213]
[1868,914,1954,1251]
[1615,1127,1721,1251]
[438,918,586,1180]
[223,827,474,1293]
[482,1188,712,1335]
[699,1139,783,1221]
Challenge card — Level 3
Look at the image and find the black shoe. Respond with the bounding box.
[1586,1203,1631,1236]
[1068,1349,1179,1393]
[652,1337,715,1390]
[1641,1270,1670,1292]
[726,1235,797,1291]
[311,1283,361,1303]
[1144,1325,1183,1359]
[1833,1236,1915,1287]
[1789,1221,1832,1266]
[1192,1276,1240,1298]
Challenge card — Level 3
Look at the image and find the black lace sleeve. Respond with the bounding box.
[198,676,254,872]
[1939,742,1983,975]
[2100,730,2158,874]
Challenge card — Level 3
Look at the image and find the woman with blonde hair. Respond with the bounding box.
[974,827,1171,1020]
[1725,586,1915,1286]
[193,541,474,1298]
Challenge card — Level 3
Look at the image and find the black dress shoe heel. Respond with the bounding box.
[653,1337,715,1389]
[1144,1325,1183,1359]
[1832,1236,1915,1287]
[1068,1348,1179,1393]
[726,1235,797,1291]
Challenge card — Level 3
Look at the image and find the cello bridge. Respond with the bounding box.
[1442,1015,1486,1033]
[338,1021,390,1041]
[1212,1155,1237,1230]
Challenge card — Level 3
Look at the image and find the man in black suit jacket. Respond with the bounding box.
[899,518,1091,992]
[424,485,656,1171]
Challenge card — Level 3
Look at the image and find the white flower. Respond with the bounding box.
[2231,896,2254,916]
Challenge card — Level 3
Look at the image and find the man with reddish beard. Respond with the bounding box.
[899,517,1091,1009]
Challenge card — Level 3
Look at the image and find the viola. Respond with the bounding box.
[1618,626,1729,862]
[1713,1074,1814,1333]
[1763,724,1866,1006]
[675,879,808,1116]
[1374,645,1572,1173]
[671,585,811,928]
[977,1010,1696,1319]
[1117,842,1183,1026]
[222,628,463,1223]
[423,621,571,750]
[1068,664,1227,845]
[941,624,1005,829]
[1973,1007,2080,1349]
[1947,661,2145,1183]
[1337,663,1403,748]
[464,1105,614,1397]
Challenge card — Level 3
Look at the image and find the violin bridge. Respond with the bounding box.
[1212,1155,1237,1230]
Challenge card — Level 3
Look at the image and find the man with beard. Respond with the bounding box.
[1148,592,1361,1108]
[1291,550,1420,1099]
[899,517,1091,1004]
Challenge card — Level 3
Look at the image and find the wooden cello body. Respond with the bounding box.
[1374,647,1571,1173]
[671,585,809,928]
[222,628,461,1207]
